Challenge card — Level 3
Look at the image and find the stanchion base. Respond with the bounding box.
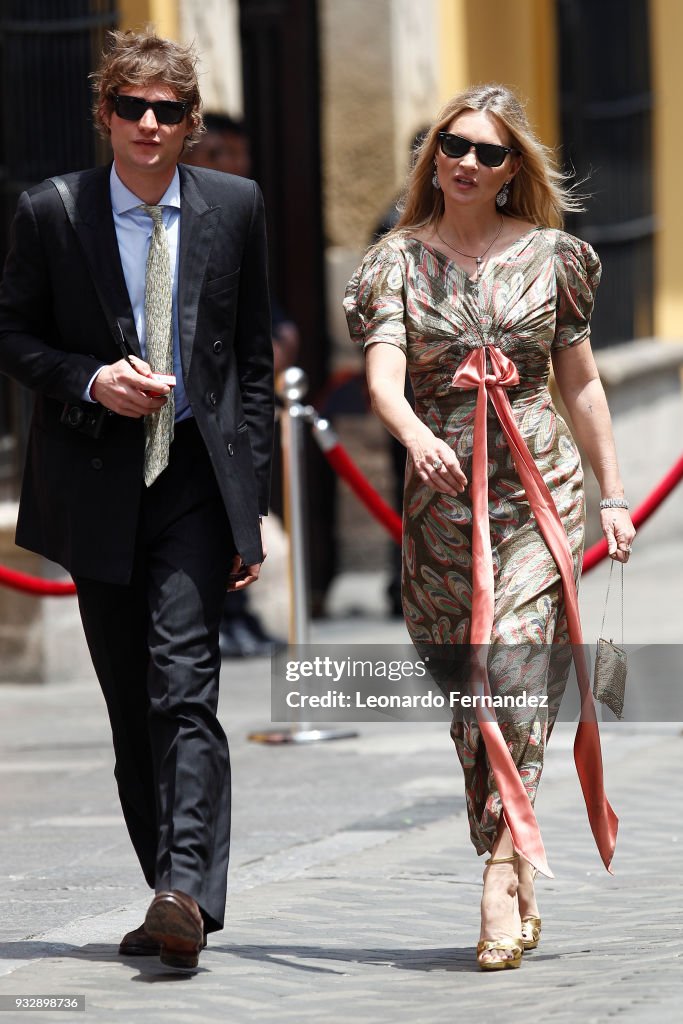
[247,727,359,745]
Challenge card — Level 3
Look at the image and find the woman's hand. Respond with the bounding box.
[363,344,466,495]
[408,427,467,496]
[600,507,635,563]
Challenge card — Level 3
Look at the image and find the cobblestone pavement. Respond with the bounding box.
[0,526,681,1023]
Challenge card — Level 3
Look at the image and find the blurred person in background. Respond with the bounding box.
[345,84,635,970]
[186,113,297,656]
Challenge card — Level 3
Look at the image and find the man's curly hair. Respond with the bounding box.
[91,29,204,149]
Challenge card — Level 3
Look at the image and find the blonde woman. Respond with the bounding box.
[344,84,635,970]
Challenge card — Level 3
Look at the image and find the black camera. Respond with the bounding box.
[60,401,108,438]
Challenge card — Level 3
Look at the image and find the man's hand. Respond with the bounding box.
[226,520,267,591]
[91,355,171,417]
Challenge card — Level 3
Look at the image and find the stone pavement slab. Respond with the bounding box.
[1,524,682,1022]
[1,645,681,1023]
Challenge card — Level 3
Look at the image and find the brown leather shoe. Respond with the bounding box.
[118,923,161,957]
[144,890,205,970]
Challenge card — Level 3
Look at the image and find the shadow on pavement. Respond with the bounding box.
[213,942,494,974]
[0,939,566,978]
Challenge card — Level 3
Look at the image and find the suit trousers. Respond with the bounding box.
[74,418,236,933]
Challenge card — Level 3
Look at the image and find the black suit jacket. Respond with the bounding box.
[0,164,273,583]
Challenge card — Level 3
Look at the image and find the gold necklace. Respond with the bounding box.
[436,215,505,282]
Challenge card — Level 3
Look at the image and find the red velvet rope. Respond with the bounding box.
[0,565,76,596]
[582,452,683,573]
[321,438,683,573]
[323,442,403,545]
[0,447,681,597]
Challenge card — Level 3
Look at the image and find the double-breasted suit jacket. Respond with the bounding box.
[0,163,273,583]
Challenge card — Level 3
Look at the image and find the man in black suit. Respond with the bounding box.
[0,31,273,970]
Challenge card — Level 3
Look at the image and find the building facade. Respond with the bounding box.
[0,0,680,581]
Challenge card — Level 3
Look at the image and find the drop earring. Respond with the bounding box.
[496,180,510,207]
[432,168,441,190]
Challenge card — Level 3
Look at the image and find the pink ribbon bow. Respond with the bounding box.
[451,345,618,876]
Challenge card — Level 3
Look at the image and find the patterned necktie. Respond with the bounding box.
[141,203,175,486]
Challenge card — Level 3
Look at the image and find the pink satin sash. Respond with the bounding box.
[451,345,618,876]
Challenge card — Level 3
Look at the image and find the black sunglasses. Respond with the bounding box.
[113,94,189,126]
[438,131,517,168]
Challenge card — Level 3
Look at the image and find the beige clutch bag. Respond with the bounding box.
[592,561,627,720]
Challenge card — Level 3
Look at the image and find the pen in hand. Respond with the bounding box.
[115,320,135,369]
[115,321,175,398]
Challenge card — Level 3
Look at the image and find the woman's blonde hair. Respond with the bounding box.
[92,29,204,149]
[393,83,582,235]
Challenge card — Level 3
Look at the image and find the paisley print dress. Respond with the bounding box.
[344,228,615,865]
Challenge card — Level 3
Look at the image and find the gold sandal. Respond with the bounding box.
[520,866,541,950]
[477,855,524,971]
[521,915,542,951]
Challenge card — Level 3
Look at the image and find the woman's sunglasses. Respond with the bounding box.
[113,94,189,125]
[438,131,517,168]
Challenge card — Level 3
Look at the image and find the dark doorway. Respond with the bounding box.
[240,0,335,613]
[557,0,654,347]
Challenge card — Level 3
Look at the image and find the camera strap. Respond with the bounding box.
[48,176,133,359]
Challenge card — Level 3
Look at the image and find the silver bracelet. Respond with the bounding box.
[599,497,629,510]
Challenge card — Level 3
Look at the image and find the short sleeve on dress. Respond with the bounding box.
[553,233,602,350]
[343,245,407,354]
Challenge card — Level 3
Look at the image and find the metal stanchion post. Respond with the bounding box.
[283,372,309,647]
[248,367,357,744]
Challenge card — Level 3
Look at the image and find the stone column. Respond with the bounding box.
[178,0,243,115]
[320,0,440,576]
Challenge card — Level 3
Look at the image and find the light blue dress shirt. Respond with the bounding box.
[86,165,190,421]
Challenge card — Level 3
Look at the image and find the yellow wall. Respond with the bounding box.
[119,0,178,39]
[437,0,558,148]
[437,0,469,103]
[651,0,683,340]
[439,0,681,343]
